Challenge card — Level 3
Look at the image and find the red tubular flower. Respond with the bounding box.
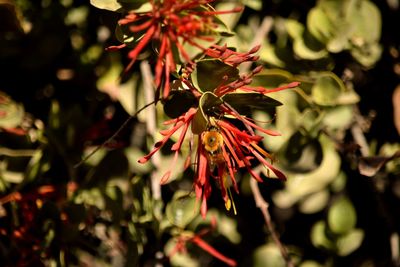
[108,0,242,98]
[139,46,300,217]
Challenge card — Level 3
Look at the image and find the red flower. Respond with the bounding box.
[108,0,242,98]
[138,46,300,217]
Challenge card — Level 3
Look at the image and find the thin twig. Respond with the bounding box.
[73,101,155,168]
[250,178,295,267]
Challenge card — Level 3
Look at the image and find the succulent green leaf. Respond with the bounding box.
[215,2,243,30]
[163,90,197,118]
[191,92,222,134]
[293,31,328,60]
[251,69,293,89]
[322,105,354,130]
[166,191,199,228]
[307,7,335,44]
[191,59,239,92]
[241,0,262,11]
[299,261,324,267]
[222,93,282,114]
[311,73,345,106]
[0,92,24,128]
[351,43,382,68]
[275,135,341,203]
[311,221,335,250]
[299,189,330,214]
[253,243,286,267]
[285,19,304,40]
[351,0,381,44]
[90,0,122,11]
[328,196,357,235]
[278,130,323,173]
[336,229,365,256]
[213,10,236,37]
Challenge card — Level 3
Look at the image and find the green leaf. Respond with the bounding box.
[307,7,335,44]
[191,92,222,134]
[90,0,122,11]
[351,42,382,68]
[299,261,324,267]
[251,69,293,89]
[163,90,197,118]
[293,32,328,60]
[273,135,341,205]
[215,2,243,30]
[311,73,345,106]
[328,196,357,235]
[310,221,335,250]
[350,0,381,44]
[278,131,323,173]
[299,189,330,214]
[222,93,282,114]
[191,59,239,92]
[253,243,286,267]
[166,191,199,228]
[322,105,354,130]
[0,92,24,128]
[336,229,364,256]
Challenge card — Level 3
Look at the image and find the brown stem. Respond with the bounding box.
[250,178,295,267]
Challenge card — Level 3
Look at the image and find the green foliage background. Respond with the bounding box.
[0,0,399,266]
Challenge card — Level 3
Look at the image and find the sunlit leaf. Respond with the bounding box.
[166,191,199,228]
[251,69,293,89]
[311,73,345,106]
[336,229,364,256]
[90,0,122,11]
[310,221,335,250]
[328,196,356,235]
[299,189,330,214]
[0,91,24,128]
[191,59,239,93]
[253,243,286,267]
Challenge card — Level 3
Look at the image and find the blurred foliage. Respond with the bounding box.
[0,0,399,266]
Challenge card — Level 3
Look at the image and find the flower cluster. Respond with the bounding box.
[108,0,242,98]
[139,45,300,217]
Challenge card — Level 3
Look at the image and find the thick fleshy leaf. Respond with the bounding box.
[307,7,335,44]
[163,90,197,118]
[90,0,122,11]
[191,59,239,93]
[310,221,335,250]
[311,72,345,106]
[336,229,365,256]
[278,131,323,173]
[222,93,282,114]
[253,243,286,267]
[251,69,293,89]
[0,92,24,128]
[299,189,330,214]
[166,191,199,228]
[191,92,222,134]
[350,0,381,44]
[328,196,357,234]
[293,31,328,60]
